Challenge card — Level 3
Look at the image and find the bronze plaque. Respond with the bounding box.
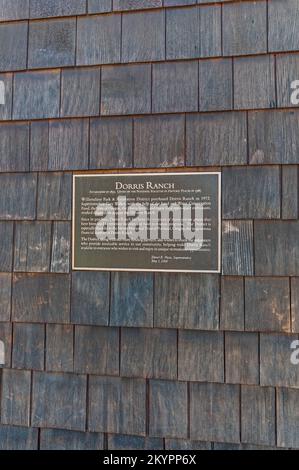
[72,172,221,272]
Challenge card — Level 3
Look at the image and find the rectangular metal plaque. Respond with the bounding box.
[73,172,221,272]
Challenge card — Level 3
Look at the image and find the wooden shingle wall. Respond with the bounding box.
[0,0,299,450]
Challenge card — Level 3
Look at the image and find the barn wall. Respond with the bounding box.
[0,0,298,450]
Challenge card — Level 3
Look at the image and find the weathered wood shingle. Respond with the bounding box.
[1,369,31,427]
[269,0,299,52]
[0,173,37,220]
[46,324,74,373]
[0,22,28,71]
[0,425,37,450]
[61,68,101,117]
[0,0,29,21]
[37,173,72,220]
[198,59,233,112]
[0,123,29,172]
[14,222,52,273]
[12,323,45,370]
[0,273,11,321]
[51,222,71,273]
[277,387,299,448]
[222,221,254,276]
[225,332,259,385]
[0,222,13,272]
[0,73,12,120]
[88,0,111,13]
[40,429,104,450]
[30,0,86,18]
[220,277,244,331]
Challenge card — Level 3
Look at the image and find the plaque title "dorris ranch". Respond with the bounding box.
[73,173,221,273]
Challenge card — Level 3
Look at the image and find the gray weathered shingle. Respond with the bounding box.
[222,221,254,276]
[276,54,299,108]
[223,1,267,56]
[152,61,198,113]
[28,18,76,68]
[37,173,72,220]
[190,383,240,443]
[46,324,73,373]
[269,0,299,52]
[121,328,177,380]
[155,273,219,330]
[220,277,244,331]
[166,6,200,60]
[0,22,28,71]
[14,222,52,273]
[186,112,247,166]
[101,64,151,115]
[178,330,224,382]
[30,0,86,18]
[241,385,276,447]
[51,222,71,273]
[291,278,299,333]
[71,272,110,326]
[225,332,259,385]
[134,115,185,168]
[277,387,299,448]
[77,15,121,65]
[89,376,146,435]
[0,273,11,321]
[0,0,29,20]
[149,380,188,438]
[0,223,13,272]
[0,73,12,120]
[122,10,165,62]
[199,5,221,58]
[108,434,163,450]
[110,273,153,327]
[32,371,87,431]
[222,166,281,219]
[0,123,29,172]
[61,67,101,117]
[13,70,60,120]
[40,429,104,450]
[198,59,233,112]
[1,369,31,427]
[88,0,111,13]
[12,273,70,323]
[0,323,12,368]
[90,117,133,169]
[255,221,299,276]
[234,56,276,110]
[113,0,162,10]
[74,325,119,375]
[0,173,36,220]
[282,166,298,219]
[0,425,37,450]
[165,439,211,450]
[30,121,49,171]
[245,278,290,332]
[12,323,45,370]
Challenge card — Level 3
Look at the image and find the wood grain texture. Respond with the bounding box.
[0,173,37,220]
[12,323,45,371]
[282,166,298,219]
[186,112,247,166]
[223,1,267,56]
[225,332,259,385]
[30,0,86,18]
[0,273,11,321]
[77,15,121,65]
[51,222,71,274]
[165,439,211,450]
[88,376,146,435]
[0,222,13,272]
[28,18,76,68]
[30,122,49,171]
[241,385,275,447]
[249,110,299,164]
[234,56,276,110]
[291,278,299,333]
[178,330,224,382]
[199,5,221,58]
[164,0,196,7]
[222,221,254,276]
[0,323,12,368]
[14,222,52,273]
[88,0,111,13]
[223,166,281,219]
[48,119,89,170]
[190,382,240,443]
[260,333,299,387]
[12,273,70,323]
[37,172,72,220]
[71,272,110,326]
[108,434,163,450]
[0,0,29,20]
[1,369,31,427]
[32,371,86,431]
[149,380,187,438]
[0,425,37,450]
[113,0,162,10]
[74,325,119,375]
[134,115,185,168]
[40,429,104,450]
[220,277,244,331]
[61,67,101,117]
[0,22,28,71]
[13,70,60,120]
[154,273,219,330]
[110,272,153,327]
[152,61,198,113]
[199,59,232,112]
[46,324,73,373]
[276,54,299,108]
[90,117,133,169]
[255,221,299,276]
[166,6,200,60]
[269,0,299,52]
[245,277,290,332]
[101,64,151,115]
[0,123,29,172]
[277,387,299,448]
[122,10,165,62]
[121,328,177,379]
